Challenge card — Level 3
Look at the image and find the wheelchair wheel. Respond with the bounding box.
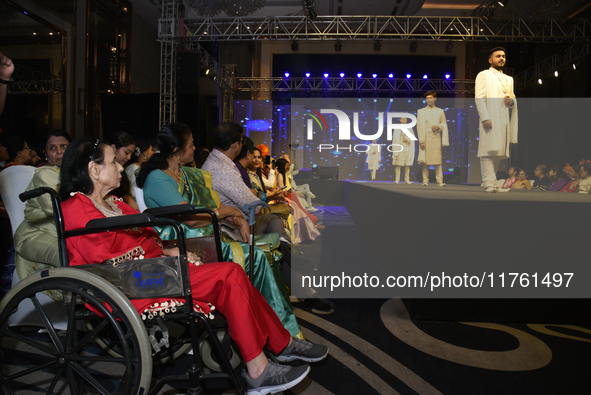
[0,268,152,394]
[199,330,241,373]
[89,317,193,364]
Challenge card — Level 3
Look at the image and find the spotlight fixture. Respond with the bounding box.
[372,74,377,79]
[388,73,394,78]
[445,74,451,79]
[284,72,290,78]
[538,79,542,84]
[357,73,362,78]
[573,63,577,70]
[324,73,329,78]
[406,74,411,79]
[409,41,418,53]
[335,39,342,52]
[445,41,454,53]
[206,69,210,75]
[340,72,345,78]
[305,73,310,78]
[291,40,299,51]
[554,71,558,77]
[304,0,318,20]
[373,40,381,51]
[423,74,428,79]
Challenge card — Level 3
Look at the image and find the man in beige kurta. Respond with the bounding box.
[417,91,449,186]
[392,117,416,184]
[475,47,518,193]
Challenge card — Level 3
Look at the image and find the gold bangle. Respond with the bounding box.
[213,208,220,219]
[233,216,239,225]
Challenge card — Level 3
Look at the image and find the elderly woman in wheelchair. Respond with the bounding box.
[1,137,327,395]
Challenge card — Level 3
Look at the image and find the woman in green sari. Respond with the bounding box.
[136,123,303,338]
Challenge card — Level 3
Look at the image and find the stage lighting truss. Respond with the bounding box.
[177,16,591,42]
[234,76,475,94]
[6,65,62,94]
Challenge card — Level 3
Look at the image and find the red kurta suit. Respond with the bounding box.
[61,193,290,362]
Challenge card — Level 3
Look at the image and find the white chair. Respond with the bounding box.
[0,165,67,328]
[134,183,147,212]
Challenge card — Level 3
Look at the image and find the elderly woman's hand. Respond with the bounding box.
[162,247,203,266]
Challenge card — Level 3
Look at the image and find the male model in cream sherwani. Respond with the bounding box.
[475,47,518,193]
[392,117,416,184]
[417,91,449,186]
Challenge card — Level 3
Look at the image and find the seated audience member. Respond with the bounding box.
[560,163,581,192]
[14,131,71,292]
[0,140,9,165]
[257,144,277,190]
[137,122,306,336]
[511,169,531,189]
[501,165,519,189]
[28,148,41,167]
[125,138,156,203]
[578,162,591,194]
[288,163,317,212]
[546,165,570,191]
[532,165,550,190]
[201,123,291,242]
[2,136,32,168]
[59,136,327,394]
[108,131,138,210]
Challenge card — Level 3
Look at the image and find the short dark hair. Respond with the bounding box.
[582,163,591,175]
[3,136,27,162]
[235,136,255,161]
[213,122,243,151]
[536,165,548,175]
[424,90,437,98]
[59,137,109,201]
[518,168,529,177]
[108,131,135,149]
[488,47,506,57]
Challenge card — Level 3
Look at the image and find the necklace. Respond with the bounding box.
[492,69,510,94]
[167,167,191,195]
[71,192,123,217]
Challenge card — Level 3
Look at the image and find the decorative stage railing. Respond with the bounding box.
[7,66,61,94]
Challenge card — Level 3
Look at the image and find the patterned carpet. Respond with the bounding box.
[2,206,590,394]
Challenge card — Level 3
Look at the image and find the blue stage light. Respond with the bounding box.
[388,73,394,78]
[357,73,362,78]
[372,73,377,78]
[284,72,290,78]
[340,72,345,78]
[305,73,310,78]
[406,74,411,79]
[324,73,329,78]
[445,74,451,79]
[423,74,428,79]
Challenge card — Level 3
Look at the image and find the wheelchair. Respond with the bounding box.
[0,187,247,395]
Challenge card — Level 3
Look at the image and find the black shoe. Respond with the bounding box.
[305,297,335,314]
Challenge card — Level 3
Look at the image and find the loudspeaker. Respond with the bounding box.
[176,51,200,94]
[312,166,339,180]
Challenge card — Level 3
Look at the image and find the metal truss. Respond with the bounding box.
[181,16,591,42]
[222,65,236,121]
[514,40,591,89]
[158,0,178,128]
[7,66,61,94]
[235,77,475,94]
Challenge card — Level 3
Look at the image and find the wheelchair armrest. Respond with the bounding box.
[85,213,156,230]
[144,205,198,218]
